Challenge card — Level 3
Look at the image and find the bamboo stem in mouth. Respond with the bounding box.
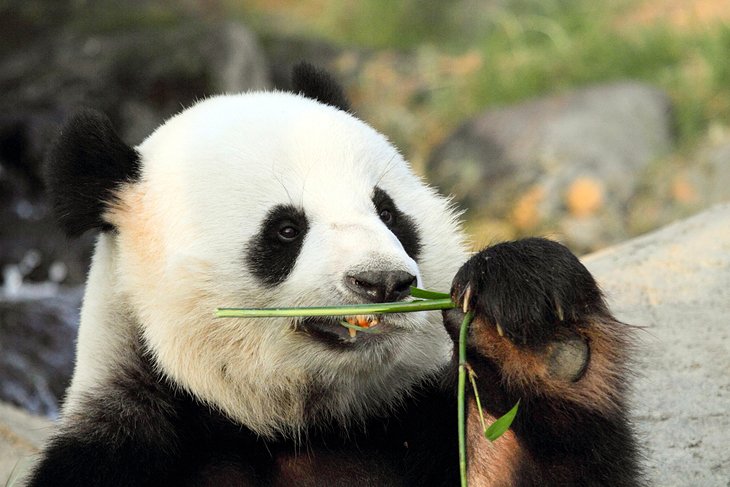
[215,297,455,318]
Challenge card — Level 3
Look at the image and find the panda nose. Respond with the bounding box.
[344,270,416,303]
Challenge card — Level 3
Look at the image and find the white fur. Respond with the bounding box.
[66,92,469,437]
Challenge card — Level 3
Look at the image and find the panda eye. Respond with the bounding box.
[379,208,394,225]
[278,224,300,242]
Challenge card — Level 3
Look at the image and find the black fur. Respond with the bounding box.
[28,335,458,487]
[373,186,422,262]
[292,62,351,112]
[466,351,639,486]
[442,306,642,485]
[45,109,141,237]
[28,322,640,485]
[246,204,309,286]
[444,237,642,485]
[451,238,604,346]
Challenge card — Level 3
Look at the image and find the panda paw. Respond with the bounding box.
[447,238,605,347]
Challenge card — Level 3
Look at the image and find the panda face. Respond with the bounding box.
[102,92,468,436]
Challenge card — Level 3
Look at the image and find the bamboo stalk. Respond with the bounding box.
[458,310,475,487]
[216,298,455,318]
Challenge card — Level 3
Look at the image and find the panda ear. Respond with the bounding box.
[291,62,351,112]
[45,109,141,237]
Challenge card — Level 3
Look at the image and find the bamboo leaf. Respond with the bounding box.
[484,400,520,442]
[409,286,451,300]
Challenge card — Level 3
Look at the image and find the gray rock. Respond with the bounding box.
[0,402,51,486]
[0,286,82,417]
[428,82,674,251]
[585,203,730,486]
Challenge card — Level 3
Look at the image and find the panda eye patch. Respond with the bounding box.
[372,186,422,261]
[246,204,309,286]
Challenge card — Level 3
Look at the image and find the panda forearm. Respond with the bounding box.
[462,314,642,485]
[446,239,642,484]
[469,312,632,412]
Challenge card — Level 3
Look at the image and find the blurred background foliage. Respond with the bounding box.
[2,0,730,251]
[7,0,730,160]
[235,0,730,150]
[233,0,730,247]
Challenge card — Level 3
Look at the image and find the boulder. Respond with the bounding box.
[586,203,730,485]
[428,82,675,252]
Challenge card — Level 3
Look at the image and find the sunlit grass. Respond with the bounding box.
[49,0,730,156]
[233,0,730,150]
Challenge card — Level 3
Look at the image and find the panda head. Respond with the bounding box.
[47,64,467,437]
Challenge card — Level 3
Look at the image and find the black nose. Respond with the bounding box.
[344,270,416,303]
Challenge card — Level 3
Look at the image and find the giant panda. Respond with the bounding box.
[28,63,641,486]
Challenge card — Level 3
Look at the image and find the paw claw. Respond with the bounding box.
[496,323,504,337]
[462,284,473,313]
[556,303,564,322]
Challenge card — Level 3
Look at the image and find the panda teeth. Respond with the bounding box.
[344,315,380,328]
[348,328,358,339]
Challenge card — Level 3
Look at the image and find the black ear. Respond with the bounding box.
[45,109,141,237]
[291,62,351,112]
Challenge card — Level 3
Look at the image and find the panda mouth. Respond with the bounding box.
[295,315,388,346]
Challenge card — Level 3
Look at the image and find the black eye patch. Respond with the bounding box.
[246,205,309,287]
[372,187,422,262]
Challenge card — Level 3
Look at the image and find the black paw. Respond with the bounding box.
[449,238,605,346]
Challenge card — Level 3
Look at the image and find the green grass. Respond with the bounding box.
[471,2,730,146]
[235,0,730,150]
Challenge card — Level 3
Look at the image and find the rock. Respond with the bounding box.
[0,401,51,486]
[428,82,674,252]
[585,203,730,486]
[0,286,82,417]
